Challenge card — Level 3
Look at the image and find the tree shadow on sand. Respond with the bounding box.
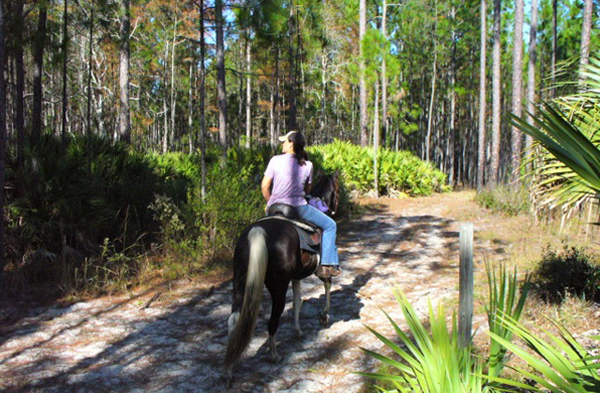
[2,201,462,392]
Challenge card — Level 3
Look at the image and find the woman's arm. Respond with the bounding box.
[305,163,313,195]
[261,175,273,202]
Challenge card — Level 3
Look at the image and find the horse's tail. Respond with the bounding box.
[225,226,268,369]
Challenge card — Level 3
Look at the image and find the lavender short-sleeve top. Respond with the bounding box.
[265,154,313,207]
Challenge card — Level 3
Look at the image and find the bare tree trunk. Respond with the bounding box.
[188,61,194,154]
[449,5,457,185]
[269,88,275,145]
[199,0,207,199]
[162,41,169,154]
[275,46,281,139]
[119,0,131,144]
[215,0,227,161]
[32,2,47,143]
[86,4,94,138]
[449,62,456,184]
[526,0,538,155]
[170,17,177,151]
[381,0,388,151]
[245,34,251,149]
[286,1,298,132]
[61,0,69,144]
[319,56,326,141]
[373,80,380,198]
[579,0,593,76]
[490,0,502,184]
[359,0,368,146]
[15,0,25,165]
[551,0,557,97]
[511,0,524,181]
[477,0,487,191]
[426,54,436,162]
[0,0,7,286]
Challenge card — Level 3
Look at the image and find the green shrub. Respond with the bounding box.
[6,135,164,257]
[534,246,600,303]
[475,185,531,216]
[181,162,265,258]
[308,140,450,197]
[2,136,355,296]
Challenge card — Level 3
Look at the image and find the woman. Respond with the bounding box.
[261,131,341,279]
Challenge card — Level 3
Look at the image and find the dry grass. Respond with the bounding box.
[449,191,600,382]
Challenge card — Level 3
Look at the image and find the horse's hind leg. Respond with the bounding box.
[266,280,288,363]
[292,280,304,337]
[319,277,332,326]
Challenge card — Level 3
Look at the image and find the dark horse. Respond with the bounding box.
[224,170,340,382]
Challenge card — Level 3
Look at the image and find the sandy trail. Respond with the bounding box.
[0,196,472,392]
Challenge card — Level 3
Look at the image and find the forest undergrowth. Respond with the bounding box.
[1,135,449,301]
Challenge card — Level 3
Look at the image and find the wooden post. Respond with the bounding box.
[459,223,474,347]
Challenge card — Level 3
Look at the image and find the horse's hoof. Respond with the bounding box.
[294,328,304,338]
[270,353,283,363]
[224,370,233,388]
[319,312,330,326]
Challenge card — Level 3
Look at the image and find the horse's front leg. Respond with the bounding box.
[292,279,304,337]
[319,277,332,326]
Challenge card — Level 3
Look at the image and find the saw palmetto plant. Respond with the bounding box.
[485,262,531,378]
[359,289,490,393]
[487,315,600,393]
[511,56,600,218]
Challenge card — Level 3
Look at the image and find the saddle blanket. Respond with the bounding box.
[256,216,321,253]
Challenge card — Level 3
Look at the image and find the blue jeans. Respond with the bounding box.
[296,204,339,267]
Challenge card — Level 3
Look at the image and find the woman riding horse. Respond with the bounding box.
[224,132,341,384]
[261,130,341,278]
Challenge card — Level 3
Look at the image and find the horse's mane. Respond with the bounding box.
[312,170,340,213]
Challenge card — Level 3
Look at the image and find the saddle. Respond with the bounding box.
[257,203,322,254]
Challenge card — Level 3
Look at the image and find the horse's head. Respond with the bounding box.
[312,169,340,217]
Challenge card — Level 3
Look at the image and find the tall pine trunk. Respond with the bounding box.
[215,0,227,161]
[86,4,94,138]
[188,61,194,154]
[286,0,298,131]
[510,0,524,181]
[551,0,557,97]
[490,0,502,184]
[381,0,388,150]
[199,0,207,199]
[373,80,379,197]
[478,0,487,190]
[119,0,131,144]
[359,0,367,146]
[170,17,177,151]
[579,0,593,79]
[32,3,47,143]
[162,41,169,154]
[426,54,436,162]
[526,0,538,154]
[449,5,457,185]
[61,0,69,144]
[245,33,251,149]
[15,0,24,165]
[0,0,7,286]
